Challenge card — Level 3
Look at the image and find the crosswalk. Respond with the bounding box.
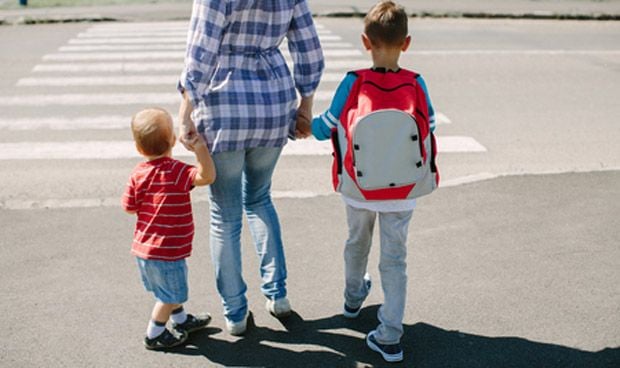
[0,21,486,160]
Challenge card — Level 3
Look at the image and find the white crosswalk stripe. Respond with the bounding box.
[0,136,484,160]
[4,21,486,158]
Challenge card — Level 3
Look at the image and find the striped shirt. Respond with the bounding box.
[179,0,324,154]
[122,157,197,261]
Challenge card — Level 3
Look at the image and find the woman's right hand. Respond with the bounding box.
[178,91,199,151]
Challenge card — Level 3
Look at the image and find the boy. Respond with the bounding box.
[311,1,436,363]
[122,107,216,350]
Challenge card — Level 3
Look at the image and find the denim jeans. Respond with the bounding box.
[207,146,287,323]
[344,205,413,344]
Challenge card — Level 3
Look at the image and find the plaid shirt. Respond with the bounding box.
[179,0,324,154]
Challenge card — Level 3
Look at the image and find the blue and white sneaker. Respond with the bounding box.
[366,330,403,363]
[343,273,372,318]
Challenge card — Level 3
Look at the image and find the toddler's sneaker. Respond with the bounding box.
[144,328,188,350]
[266,297,292,318]
[343,273,372,318]
[226,311,249,336]
[366,330,403,363]
[173,313,212,334]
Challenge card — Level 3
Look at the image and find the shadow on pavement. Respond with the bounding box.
[162,305,619,368]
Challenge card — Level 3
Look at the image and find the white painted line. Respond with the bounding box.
[437,136,487,153]
[32,62,184,73]
[77,31,188,38]
[0,136,484,160]
[0,116,129,130]
[0,110,452,131]
[17,73,346,87]
[43,52,183,61]
[43,49,358,61]
[31,60,365,74]
[69,37,186,44]
[0,93,179,106]
[88,21,188,28]
[17,75,179,87]
[322,49,362,57]
[436,112,452,125]
[59,44,186,52]
[313,60,371,69]
[315,35,342,41]
[412,49,620,56]
[440,173,498,188]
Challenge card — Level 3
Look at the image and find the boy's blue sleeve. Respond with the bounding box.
[416,75,436,133]
[311,73,357,140]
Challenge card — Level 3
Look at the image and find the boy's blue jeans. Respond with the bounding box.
[344,205,413,345]
[207,146,287,323]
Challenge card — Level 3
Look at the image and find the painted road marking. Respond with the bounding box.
[0,116,128,130]
[0,93,180,106]
[0,112,452,131]
[59,44,187,52]
[17,72,347,87]
[32,62,185,73]
[44,48,358,61]
[0,136,485,160]
[0,91,354,105]
[58,42,356,52]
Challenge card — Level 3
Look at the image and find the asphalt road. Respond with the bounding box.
[0,17,619,367]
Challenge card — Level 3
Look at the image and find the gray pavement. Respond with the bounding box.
[1,0,620,25]
[0,6,619,368]
[1,171,619,367]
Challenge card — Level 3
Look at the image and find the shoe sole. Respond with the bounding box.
[144,334,188,350]
[366,334,403,363]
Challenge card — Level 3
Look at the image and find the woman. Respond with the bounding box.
[177,0,324,335]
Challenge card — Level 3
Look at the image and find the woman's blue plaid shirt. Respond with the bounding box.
[179,0,325,154]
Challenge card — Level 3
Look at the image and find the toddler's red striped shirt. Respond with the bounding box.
[122,157,197,261]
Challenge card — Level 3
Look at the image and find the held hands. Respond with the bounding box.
[179,118,202,152]
[295,96,314,139]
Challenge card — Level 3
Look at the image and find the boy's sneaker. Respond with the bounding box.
[366,330,403,363]
[343,273,372,319]
[226,311,249,336]
[172,313,212,334]
[144,328,188,350]
[266,297,292,318]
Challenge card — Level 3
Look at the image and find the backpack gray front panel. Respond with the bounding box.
[351,110,425,190]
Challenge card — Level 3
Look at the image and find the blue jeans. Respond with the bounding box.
[136,258,188,304]
[207,146,287,322]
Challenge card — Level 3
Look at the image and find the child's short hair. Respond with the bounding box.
[364,1,408,47]
[131,108,174,157]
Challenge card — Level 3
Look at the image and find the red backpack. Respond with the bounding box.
[330,68,439,201]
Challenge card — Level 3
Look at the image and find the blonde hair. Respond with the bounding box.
[131,108,175,157]
[364,1,408,47]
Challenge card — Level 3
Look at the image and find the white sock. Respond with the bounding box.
[146,320,166,339]
[170,307,187,324]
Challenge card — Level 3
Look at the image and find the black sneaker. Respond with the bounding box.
[172,313,212,334]
[366,330,403,363]
[144,328,188,350]
[343,273,372,318]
